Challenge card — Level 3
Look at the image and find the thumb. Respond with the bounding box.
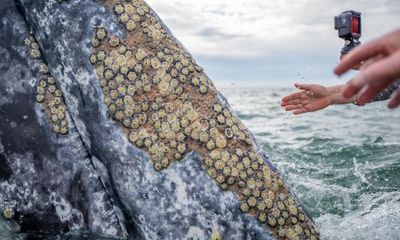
[295,83,312,91]
[295,84,316,96]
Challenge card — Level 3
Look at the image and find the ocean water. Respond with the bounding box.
[1,87,399,239]
[220,86,400,240]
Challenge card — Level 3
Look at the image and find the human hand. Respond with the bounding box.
[281,84,332,115]
[335,29,400,108]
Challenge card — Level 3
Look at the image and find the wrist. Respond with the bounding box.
[326,85,356,105]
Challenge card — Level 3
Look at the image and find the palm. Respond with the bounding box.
[281,84,331,115]
[304,95,331,112]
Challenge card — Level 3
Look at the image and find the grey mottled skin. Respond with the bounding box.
[0,0,312,239]
[17,0,276,238]
[0,1,125,238]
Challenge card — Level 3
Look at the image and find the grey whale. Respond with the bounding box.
[0,0,319,239]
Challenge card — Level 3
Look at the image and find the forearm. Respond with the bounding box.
[372,80,400,102]
[326,81,400,105]
[326,85,357,105]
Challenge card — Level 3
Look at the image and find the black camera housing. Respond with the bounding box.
[334,10,361,55]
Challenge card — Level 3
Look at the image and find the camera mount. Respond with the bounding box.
[334,10,362,55]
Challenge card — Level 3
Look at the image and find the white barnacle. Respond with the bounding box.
[109,36,120,47]
[135,48,146,61]
[113,4,124,14]
[96,27,107,40]
[126,20,136,31]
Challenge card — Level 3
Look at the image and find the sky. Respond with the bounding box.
[146,0,400,87]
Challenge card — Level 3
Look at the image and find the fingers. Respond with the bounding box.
[359,54,384,70]
[281,98,308,107]
[342,78,394,101]
[388,89,400,109]
[334,38,384,76]
[281,91,306,102]
[355,85,377,105]
[342,50,400,99]
[293,109,306,115]
[285,106,309,115]
[283,99,313,115]
[295,83,312,91]
[292,103,316,115]
[295,83,320,96]
[284,104,303,111]
[355,79,395,105]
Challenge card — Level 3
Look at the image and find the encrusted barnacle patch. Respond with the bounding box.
[89,0,319,239]
[24,34,69,135]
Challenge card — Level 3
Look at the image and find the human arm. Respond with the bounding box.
[281,83,357,115]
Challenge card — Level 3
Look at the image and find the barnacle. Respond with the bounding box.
[89,54,98,64]
[31,49,41,58]
[220,151,229,162]
[215,136,227,148]
[258,212,267,223]
[92,38,101,48]
[151,57,161,69]
[224,128,233,138]
[118,13,129,23]
[277,217,285,226]
[282,210,289,219]
[36,95,44,102]
[109,36,120,47]
[240,202,249,213]
[211,231,222,240]
[299,213,305,222]
[135,48,146,61]
[247,197,257,208]
[214,160,224,170]
[199,85,207,94]
[39,64,49,74]
[132,13,141,22]
[24,37,31,46]
[3,207,14,220]
[31,42,39,50]
[124,4,135,14]
[206,140,216,150]
[277,228,286,238]
[225,118,234,127]
[199,132,210,143]
[137,6,145,16]
[114,4,124,14]
[60,127,68,134]
[289,205,298,216]
[268,215,277,227]
[96,28,107,40]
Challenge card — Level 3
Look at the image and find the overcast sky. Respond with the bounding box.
[147,0,400,87]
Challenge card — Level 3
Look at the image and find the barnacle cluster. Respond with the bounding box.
[24,35,41,59]
[89,0,319,239]
[25,34,69,135]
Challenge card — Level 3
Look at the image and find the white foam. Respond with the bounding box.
[316,192,400,240]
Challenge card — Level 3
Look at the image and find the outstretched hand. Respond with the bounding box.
[335,29,400,108]
[281,84,332,115]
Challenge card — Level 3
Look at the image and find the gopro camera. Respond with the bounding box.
[334,10,361,55]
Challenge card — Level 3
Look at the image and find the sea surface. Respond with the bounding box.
[221,86,400,240]
[1,87,399,240]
